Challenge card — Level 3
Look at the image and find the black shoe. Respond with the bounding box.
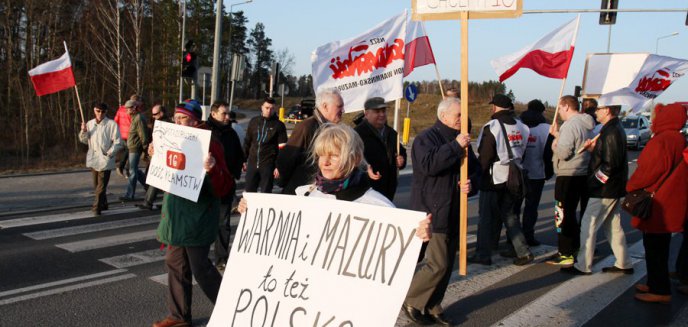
[119,196,134,202]
[136,203,153,210]
[602,266,634,274]
[500,248,517,258]
[513,253,534,266]
[402,303,433,325]
[526,238,541,246]
[560,266,591,275]
[467,255,492,266]
[427,312,452,326]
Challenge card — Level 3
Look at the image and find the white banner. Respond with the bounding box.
[598,54,688,112]
[145,120,211,202]
[208,193,425,327]
[311,11,407,112]
[415,0,520,14]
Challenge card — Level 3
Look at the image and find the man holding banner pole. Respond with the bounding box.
[403,97,478,326]
[152,100,233,327]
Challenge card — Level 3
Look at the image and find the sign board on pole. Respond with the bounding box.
[581,53,649,98]
[208,193,426,327]
[412,0,522,21]
[146,120,211,202]
[404,83,418,102]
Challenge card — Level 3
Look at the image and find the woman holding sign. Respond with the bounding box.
[239,123,432,239]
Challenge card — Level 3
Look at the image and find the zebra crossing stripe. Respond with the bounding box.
[0,269,128,298]
[100,248,167,268]
[24,215,159,240]
[0,274,136,306]
[0,207,138,229]
[55,229,157,253]
[492,240,646,327]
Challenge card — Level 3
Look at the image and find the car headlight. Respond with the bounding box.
[627,134,637,139]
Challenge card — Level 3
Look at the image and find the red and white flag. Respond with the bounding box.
[598,54,688,112]
[403,20,436,77]
[28,50,76,96]
[491,16,579,82]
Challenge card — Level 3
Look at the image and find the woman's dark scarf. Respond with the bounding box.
[312,168,370,201]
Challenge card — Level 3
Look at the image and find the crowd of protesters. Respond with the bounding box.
[77,88,688,327]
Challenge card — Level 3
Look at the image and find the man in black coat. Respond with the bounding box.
[243,97,288,193]
[402,97,479,326]
[354,97,407,201]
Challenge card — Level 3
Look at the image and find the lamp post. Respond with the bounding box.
[226,0,253,104]
[656,32,679,54]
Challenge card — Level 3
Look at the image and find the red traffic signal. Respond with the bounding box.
[182,51,197,78]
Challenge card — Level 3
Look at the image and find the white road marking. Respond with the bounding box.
[55,229,157,253]
[0,269,128,298]
[0,273,136,306]
[0,207,138,229]
[492,240,646,327]
[100,248,167,268]
[149,273,197,286]
[23,215,159,240]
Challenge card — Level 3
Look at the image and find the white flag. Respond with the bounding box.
[598,54,688,112]
[311,11,407,112]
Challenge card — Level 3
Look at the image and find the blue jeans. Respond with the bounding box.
[125,151,145,198]
[476,189,530,258]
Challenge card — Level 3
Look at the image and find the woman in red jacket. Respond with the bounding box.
[627,103,688,304]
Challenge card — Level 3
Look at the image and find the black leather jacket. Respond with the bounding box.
[587,117,628,198]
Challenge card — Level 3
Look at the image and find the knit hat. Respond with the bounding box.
[175,99,202,120]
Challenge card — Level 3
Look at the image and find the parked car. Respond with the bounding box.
[682,121,688,140]
[622,115,651,150]
[286,98,315,122]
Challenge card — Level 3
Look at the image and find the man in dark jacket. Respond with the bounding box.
[354,97,407,201]
[561,105,632,275]
[276,88,344,194]
[402,97,478,326]
[243,97,287,193]
[137,104,172,210]
[469,94,533,266]
[207,101,244,270]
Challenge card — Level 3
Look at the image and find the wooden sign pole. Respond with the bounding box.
[458,11,469,276]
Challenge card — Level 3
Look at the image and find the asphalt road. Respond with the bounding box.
[1,146,687,327]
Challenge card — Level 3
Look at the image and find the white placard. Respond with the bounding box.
[145,120,211,202]
[208,193,426,327]
[415,0,519,14]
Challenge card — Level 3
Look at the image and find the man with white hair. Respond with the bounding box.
[276,87,344,194]
[402,97,478,326]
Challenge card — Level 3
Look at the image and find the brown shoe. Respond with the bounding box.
[635,284,649,293]
[634,293,671,304]
[152,317,189,327]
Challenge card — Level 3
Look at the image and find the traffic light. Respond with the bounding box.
[182,51,197,78]
[599,0,619,25]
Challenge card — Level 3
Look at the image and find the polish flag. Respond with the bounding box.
[403,20,436,77]
[28,51,76,96]
[491,16,580,82]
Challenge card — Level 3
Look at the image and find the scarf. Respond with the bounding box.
[313,168,370,201]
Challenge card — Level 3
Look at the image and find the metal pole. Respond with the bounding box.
[179,1,186,103]
[606,25,612,52]
[202,73,207,106]
[210,0,222,103]
[229,81,236,111]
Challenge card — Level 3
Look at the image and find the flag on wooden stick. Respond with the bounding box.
[28,51,76,96]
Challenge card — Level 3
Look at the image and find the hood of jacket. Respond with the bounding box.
[652,103,687,135]
[568,112,595,130]
[520,109,547,127]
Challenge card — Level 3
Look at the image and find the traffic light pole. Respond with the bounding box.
[210,0,222,104]
[179,1,186,103]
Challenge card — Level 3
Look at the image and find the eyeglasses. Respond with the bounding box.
[94,109,105,113]
[152,111,162,116]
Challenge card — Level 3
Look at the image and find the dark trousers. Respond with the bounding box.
[116,145,128,171]
[244,162,275,193]
[143,186,161,206]
[554,175,586,256]
[91,169,111,211]
[677,221,688,281]
[643,233,672,295]
[514,178,546,242]
[165,245,222,322]
[405,233,458,314]
[477,190,530,258]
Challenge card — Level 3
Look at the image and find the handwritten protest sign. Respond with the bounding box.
[208,193,426,327]
[145,120,210,202]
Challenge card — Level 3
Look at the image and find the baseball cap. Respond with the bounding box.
[489,94,513,109]
[364,97,387,110]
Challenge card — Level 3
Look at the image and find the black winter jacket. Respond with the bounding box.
[587,117,628,198]
[354,120,407,201]
[276,111,324,194]
[410,120,480,235]
[206,117,244,180]
[243,114,287,168]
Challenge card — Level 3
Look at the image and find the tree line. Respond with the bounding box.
[0,0,512,171]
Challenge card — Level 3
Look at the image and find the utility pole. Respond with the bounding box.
[210,0,222,104]
[179,1,186,103]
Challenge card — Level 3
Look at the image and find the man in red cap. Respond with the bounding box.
[152,100,233,327]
